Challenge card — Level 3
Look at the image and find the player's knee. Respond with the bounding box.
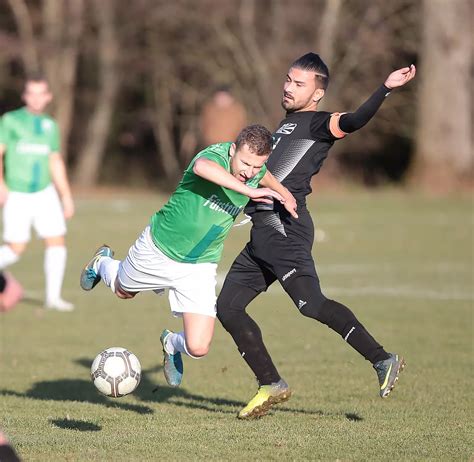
[112,278,136,299]
[300,298,337,326]
[8,243,26,256]
[185,340,210,358]
[299,298,326,321]
[216,306,235,329]
[114,284,136,299]
[44,236,65,247]
[216,280,257,329]
[286,276,328,321]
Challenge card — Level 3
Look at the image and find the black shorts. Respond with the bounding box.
[226,210,319,292]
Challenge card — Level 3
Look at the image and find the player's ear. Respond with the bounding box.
[313,88,325,103]
[229,143,236,158]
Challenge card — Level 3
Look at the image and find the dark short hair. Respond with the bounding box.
[235,124,272,156]
[291,52,329,90]
[24,72,49,88]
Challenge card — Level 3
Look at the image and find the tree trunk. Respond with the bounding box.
[42,0,84,160]
[74,0,119,187]
[317,0,342,71]
[147,26,182,183]
[7,0,39,73]
[414,0,473,186]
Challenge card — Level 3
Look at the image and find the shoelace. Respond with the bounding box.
[374,362,390,382]
[86,268,98,279]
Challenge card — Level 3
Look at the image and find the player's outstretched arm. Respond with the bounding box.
[384,64,416,89]
[335,64,416,136]
[193,157,284,204]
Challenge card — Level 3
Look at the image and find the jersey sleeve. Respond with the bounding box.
[193,144,229,169]
[254,163,267,185]
[199,151,227,168]
[328,112,348,139]
[0,114,10,147]
[310,111,349,141]
[49,120,60,152]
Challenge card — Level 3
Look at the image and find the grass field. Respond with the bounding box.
[0,188,472,461]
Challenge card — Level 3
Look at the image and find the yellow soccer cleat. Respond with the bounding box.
[238,379,291,419]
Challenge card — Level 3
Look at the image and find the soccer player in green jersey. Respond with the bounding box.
[0,74,75,311]
[80,124,298,387]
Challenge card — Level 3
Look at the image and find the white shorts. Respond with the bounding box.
[118,226,217,318]
[2,185,66,243]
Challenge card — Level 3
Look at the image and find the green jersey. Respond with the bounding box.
[0,107,59,193]
[150,142,267,264]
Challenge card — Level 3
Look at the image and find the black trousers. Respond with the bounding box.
[216,210,388,385]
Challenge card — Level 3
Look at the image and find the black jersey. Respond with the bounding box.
[245,111,339,215]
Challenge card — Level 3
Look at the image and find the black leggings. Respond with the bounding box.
[217,275,388,385]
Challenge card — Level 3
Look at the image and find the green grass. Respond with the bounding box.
[0,189,472,461]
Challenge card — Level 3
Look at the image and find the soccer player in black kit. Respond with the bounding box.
[216,53,416,419]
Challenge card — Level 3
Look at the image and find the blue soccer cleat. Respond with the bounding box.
[80,245,114,291]
[160,329,183,387]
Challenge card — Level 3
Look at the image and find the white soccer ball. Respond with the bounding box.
[90,347,141,397]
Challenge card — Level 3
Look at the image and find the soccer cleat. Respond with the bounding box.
[0,273,23,312]
[80,245,114,291]
[45,298,75,312]
[160,329,183,387]
[373,353,406,398]
[238,379,291,419]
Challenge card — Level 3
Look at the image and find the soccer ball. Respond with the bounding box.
[90,347,141,397]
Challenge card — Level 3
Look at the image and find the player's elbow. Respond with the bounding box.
[192,158,207,177]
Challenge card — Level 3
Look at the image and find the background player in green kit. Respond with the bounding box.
[0,74,75,311]
[80,124,298,387]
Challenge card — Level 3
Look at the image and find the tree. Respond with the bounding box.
[74,0,120,187]
[414,0,473,186]
[7,0,84,160]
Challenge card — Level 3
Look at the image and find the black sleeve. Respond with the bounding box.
[310,111,334,141]
[338,84,391,134]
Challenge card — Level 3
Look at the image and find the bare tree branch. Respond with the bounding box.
[7,0,39,72]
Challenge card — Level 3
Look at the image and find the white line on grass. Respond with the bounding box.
[215,273,473,301]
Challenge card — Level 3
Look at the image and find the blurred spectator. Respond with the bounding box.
[0,74,74,312]
[0,272,23,312]
[0,431,21,462]
[200,86,248,146]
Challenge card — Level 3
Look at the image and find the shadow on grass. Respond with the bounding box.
[20,292,44,307]
[50,418,101,432]
[0,356,362,421]
[76,357,331,417]
[0,380,153,415]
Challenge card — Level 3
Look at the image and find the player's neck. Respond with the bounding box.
[295,101,319,113]
[288,105,319,116]
[24,106,45,116]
